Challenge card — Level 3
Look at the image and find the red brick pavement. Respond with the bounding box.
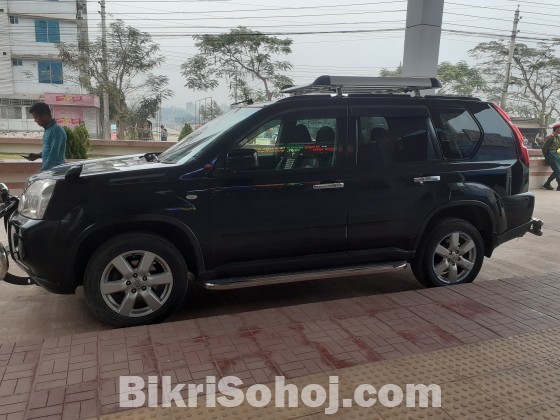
[2,272,560,418]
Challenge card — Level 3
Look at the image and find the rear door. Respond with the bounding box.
[346,105,450,263]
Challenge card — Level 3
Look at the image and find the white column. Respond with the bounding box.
[0,0,14,95]
[402,0,444,78]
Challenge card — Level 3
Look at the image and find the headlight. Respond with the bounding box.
[18,179,56,220]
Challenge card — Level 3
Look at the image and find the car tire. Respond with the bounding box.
[83,232,188,327]
[412,218,484,288]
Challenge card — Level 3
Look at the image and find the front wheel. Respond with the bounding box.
[412,218,484,288]
[83,232,188,327]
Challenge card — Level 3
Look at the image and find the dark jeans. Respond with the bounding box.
[545,153,560,186]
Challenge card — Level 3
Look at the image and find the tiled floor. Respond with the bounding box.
[4,271,560,419]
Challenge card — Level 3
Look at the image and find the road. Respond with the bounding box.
[0,189,558,343]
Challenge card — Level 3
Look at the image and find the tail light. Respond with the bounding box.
[492,103,530,167]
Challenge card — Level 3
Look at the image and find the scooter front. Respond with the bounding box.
[0,183,34,286]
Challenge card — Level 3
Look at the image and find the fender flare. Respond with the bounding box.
[66,214,205,286]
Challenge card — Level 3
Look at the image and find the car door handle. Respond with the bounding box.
[414,176,441,184]
[313,182,344,190]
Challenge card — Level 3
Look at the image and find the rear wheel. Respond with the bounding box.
[83,232,188,327]
[412,218,484,287]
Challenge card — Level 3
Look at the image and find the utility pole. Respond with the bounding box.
[100,0,111,140]
[500,7,521,109]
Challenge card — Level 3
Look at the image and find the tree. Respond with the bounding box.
[379,64,403,77]
[179,123,193,140]
[64,126,89,159]
[58,20,172,139]
[181,26,293,102]
[437,61,486,96]
[469,40,560,127]
[378,62,485,96]
[198,100,223,123]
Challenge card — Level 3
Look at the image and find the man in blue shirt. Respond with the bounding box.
[27,102,67,171]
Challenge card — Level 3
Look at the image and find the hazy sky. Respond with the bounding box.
[84,0,559,108]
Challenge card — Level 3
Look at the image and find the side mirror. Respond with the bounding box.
[226,148,258,171]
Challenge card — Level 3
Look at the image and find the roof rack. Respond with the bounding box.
[281,75,442,97]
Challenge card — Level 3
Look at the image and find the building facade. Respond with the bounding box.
[0,0,97,135]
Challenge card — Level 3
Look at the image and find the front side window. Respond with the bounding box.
[430,108,482,159]
[38,61,63,84]
[9,16,19,24]
[35,20,60,43]
[158,107,261,164]
[356,113,431,165]
[12,59,22,66]
[230,113,339,171]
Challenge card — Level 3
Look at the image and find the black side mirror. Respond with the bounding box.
[226,148,258,171]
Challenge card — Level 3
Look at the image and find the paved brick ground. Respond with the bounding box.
[3,271,560,419]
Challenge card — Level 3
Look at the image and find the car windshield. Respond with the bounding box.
[158,106,261,164]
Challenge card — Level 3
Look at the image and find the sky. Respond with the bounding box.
[83,0,560,108]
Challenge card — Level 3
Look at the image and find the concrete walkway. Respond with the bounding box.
[3,271,560,418]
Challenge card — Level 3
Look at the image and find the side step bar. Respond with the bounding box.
[202,261,407,290]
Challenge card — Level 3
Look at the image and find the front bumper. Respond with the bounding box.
[6,213,76,293]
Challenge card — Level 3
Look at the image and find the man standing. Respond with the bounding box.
[542,123,560,190]
[27,103,67,171]
[160,125,168,142]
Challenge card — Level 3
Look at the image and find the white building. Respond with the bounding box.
[0,0,95,135]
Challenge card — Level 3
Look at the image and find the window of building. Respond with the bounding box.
[0,106,23,120]
[38,61,63,84]
[9,16,19,24]
[35,20,60,43]
[12,59,23,66]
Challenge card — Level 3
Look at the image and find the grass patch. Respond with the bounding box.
[0,153,25,160]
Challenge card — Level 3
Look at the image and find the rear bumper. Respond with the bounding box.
[497,217,543,246]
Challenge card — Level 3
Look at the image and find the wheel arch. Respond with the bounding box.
[414,201,497,258]
[68,217,205,289]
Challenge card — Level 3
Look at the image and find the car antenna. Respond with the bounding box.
[231,98,254,106]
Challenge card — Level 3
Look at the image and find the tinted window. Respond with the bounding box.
[472,107,517,160]
[232,113,340,171]
[357,114,431,165]
[430,108,481,159]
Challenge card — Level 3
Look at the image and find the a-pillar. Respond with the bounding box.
[402,0,444,78]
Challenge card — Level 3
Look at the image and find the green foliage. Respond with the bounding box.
[181,26,293,101]
[58,19,172,139]
[379,64,403,77]
[199,100,223,123]
[64,125,89,159]
[469,40,560,127]
[437,61,486,96]
[179,123,193,140]
[378,62,485,96]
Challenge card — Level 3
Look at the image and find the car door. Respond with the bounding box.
[208,107,348,275]
[346,105,450,264]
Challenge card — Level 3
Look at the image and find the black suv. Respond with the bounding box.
[0,76,543,327]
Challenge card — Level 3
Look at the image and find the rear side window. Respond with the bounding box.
[472,107,517,160]
[356,114,433,165]
[430,108,481,159]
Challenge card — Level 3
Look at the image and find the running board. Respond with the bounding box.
[201,261,407,290]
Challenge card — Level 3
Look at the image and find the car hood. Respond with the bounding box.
[28,154,173,183]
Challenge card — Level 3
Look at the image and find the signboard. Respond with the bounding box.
[52,106,84,128]
[44,93,100,108]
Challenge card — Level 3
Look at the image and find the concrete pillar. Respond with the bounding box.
[402,0,444,78]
